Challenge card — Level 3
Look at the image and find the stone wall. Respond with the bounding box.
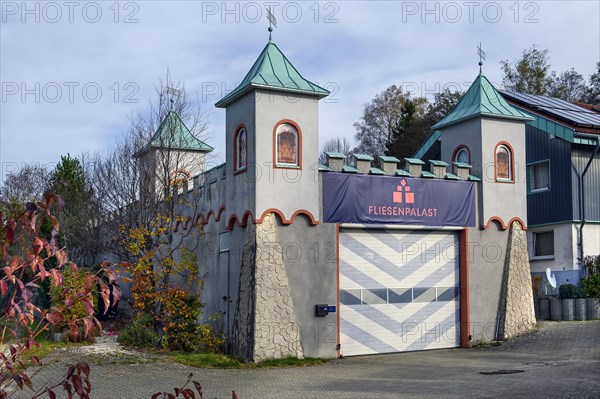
[230,213,304,362]
[499,221,536,339]
[253,214,303,362]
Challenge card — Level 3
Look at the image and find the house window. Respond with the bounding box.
[533,231,554,258]
[235,127,247,171]
[276,123,299,166]
[528,160,550,192]
[495,143,513,181]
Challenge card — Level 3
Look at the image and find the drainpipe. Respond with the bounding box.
[575,133,600,278]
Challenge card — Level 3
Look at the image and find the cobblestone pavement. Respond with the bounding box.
[14,321,600,399]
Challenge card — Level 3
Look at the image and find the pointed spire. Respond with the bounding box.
[432,74,533,130]
[133,111,213,157]
[215,42,329,108]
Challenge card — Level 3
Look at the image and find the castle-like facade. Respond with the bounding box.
[139,39,539,362]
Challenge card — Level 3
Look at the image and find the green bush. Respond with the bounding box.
[580,273,600,298]
[583,255,600,276]
[559,283,581,299]
[117,315,159,348]
[161,289,206,352]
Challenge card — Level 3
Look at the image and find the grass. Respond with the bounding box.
[170,353,328,369]
[17,337,70,370]
[171,353,243,368]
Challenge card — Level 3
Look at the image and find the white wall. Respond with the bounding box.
[527,223,574,273]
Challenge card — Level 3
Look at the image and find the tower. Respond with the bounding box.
[215,40,329,226]
[133,111,213,202]
[433,73,533,227]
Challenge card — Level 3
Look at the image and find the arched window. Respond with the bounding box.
[170,169,191,186]
[170,169,191,194]
[495,143,513,181]
[276,123,299,166]
[235,127,247,171]
[454,147,470,165]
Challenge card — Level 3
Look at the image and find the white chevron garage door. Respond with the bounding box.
[339,228,460,356]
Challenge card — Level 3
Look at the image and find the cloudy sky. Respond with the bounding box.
[1,1,599,179]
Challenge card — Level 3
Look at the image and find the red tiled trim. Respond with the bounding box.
[481,216,527,230]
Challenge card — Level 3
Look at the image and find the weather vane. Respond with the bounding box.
[477,43,486,73]
[266,6,277,41]
[166,86,182,106]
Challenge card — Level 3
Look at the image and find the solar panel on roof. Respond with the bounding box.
[500,90,600,128]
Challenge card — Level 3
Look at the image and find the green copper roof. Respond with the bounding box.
[378,155,401,163]
[342,165,359,173]
[369,167,385,175]
[429,160,448,167]
[404,158,426,165]
[353,153,374,162]
[215,41,330,108]
[325,152,346,159]
[134,111,213,157]
[432,74,533,130]
[453,162,472,169]
[395,169,412,177]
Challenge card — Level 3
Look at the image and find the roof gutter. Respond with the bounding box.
[574,133,600,277]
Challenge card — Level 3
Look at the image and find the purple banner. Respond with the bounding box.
[323,173,475,227]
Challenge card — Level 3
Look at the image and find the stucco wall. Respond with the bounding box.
[274,215,338,359]
[527,223,574,273]
[480,118,528,227]
[440,118,482,176]
[440,117,528,229]
[579,223,600,261]
[467,223,509,342]
[224,90,257,223]
[254,89,321,222]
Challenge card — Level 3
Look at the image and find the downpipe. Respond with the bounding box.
[575,134,600,278]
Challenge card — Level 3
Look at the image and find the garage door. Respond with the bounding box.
[339,228,460,356]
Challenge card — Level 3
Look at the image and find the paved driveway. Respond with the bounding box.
[17,321,600,399]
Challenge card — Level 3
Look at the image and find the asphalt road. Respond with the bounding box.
[15,320,600,399]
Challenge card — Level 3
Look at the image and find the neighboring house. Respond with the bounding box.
[499,92,600,294]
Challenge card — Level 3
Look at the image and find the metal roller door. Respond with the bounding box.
[339,228,460,356]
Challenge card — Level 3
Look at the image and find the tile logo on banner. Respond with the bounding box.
[393,179,414,204]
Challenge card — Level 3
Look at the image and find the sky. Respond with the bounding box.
[1,0,599,180]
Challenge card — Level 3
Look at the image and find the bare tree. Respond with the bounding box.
[0,163,49,217]
[90,72,212,263]
[319,137,353,165]
[353,85,411,158]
